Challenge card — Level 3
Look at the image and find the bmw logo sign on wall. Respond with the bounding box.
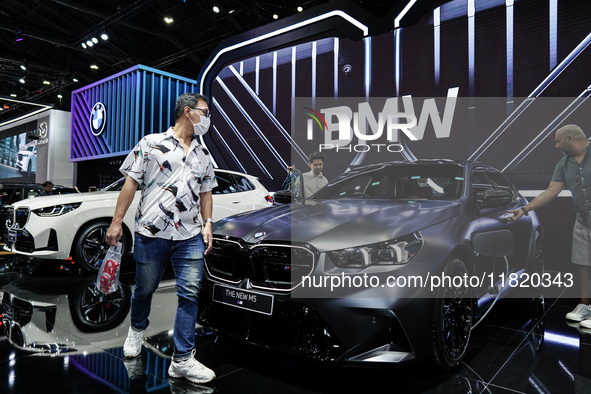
[90,102,107,136]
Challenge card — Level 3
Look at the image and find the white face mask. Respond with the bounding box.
[189,111,211,136]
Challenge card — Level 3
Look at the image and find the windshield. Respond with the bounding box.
[314,163,465,200]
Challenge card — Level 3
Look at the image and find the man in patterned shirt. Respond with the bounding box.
[106,93,217,384]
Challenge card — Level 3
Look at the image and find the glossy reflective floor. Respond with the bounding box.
[0,253,588,394]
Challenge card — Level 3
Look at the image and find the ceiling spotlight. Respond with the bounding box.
[90,65,98,69]
[81,42,87,49]
[91,37,98,44]
[213,6,220,13]
[15,31,23,42]
[229,9,235,14]
[73,77,79,82]
[297,6,303,12]
[164,17,174,24]
[273,14,279,19]
[57,94,63,99]
[10,94,17,97]
[86,40,93,47]
[20,61,27,71]
[101,33,108,40]
[43,81,51,85]
[19,77,25,84]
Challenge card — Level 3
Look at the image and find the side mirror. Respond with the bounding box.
[475,188,512,208]
[274,169,303,205]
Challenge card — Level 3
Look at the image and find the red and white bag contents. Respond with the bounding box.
[96,242,123,294]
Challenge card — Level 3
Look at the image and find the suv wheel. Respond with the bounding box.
[72,221,128,272]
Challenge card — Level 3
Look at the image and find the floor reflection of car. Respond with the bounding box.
[198,159,545,370]
[4,169,272,272]
[1,274,178,354]
[16,143,37,176]
[0,273,182,392]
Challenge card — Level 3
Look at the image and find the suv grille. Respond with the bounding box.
[14,207,30,230]
[206,238,315,291]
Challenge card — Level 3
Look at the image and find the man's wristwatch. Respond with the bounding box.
[204,218,214,225]
[520,207,529,216]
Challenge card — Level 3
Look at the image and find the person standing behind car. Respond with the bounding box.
[105,93,217,384]
[507,124,591,325]
[302,152,328,198]
[40,181,54,195]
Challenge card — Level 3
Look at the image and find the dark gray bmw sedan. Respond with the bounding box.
[198,159,544,370]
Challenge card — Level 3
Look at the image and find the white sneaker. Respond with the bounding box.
[168,349,215,383]
[566,304,591,321]
[123,327,145,358]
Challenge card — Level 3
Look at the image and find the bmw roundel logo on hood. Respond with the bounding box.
[90,102,107,136]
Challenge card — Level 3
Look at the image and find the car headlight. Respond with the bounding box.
[329,232,423,268]
[32,203,82,217]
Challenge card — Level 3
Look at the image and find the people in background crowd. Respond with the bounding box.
[40,181,54,195]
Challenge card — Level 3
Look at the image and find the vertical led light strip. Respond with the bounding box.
[334,37,339,97]
[394,29,401,97]
[273,51,278,116]
[312,41,317,98]
[291,46,297,138]
[364,36,372,99]
[255,56,260,95]
[434,7,441,88]
[468,0,475,97]
[240,61,244,76]
[506,0,514,100]
[549,0,558,70]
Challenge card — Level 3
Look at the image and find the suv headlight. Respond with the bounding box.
[329,232,423,267]
[33,203,82,217]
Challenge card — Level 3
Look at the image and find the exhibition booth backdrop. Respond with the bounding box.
[0,109,73,187]
[200,0,591,267]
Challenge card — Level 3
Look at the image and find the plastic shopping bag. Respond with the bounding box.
[96,242,122,294]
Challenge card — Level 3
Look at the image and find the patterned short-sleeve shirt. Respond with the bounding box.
[120,127,218,240]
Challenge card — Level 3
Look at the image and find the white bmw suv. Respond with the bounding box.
[4,169,272,271]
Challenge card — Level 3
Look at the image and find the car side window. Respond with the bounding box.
[232,174,255,192]
[25,188,41,198]
[213,174,237,194]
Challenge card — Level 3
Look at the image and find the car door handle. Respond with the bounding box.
[232,201,241,204]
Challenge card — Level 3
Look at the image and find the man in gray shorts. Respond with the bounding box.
[507,124,591,324]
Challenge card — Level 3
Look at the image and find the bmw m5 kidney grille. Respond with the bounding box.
[206,238,315,291]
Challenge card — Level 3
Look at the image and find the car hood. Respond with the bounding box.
[11,191,125,209]
[215,199,462,252]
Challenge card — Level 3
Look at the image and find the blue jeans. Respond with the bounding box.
[131,233,205,361]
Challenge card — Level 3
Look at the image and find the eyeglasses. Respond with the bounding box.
[191,107,211,118]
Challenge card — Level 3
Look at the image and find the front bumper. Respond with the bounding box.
[198,277,438,365]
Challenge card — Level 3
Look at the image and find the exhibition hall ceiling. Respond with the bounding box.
[0,0,423,124]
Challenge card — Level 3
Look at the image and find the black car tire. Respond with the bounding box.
[432,255,473,371]
[26,160,32,176]
[69,277,131,333]
[72,221,128,272]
